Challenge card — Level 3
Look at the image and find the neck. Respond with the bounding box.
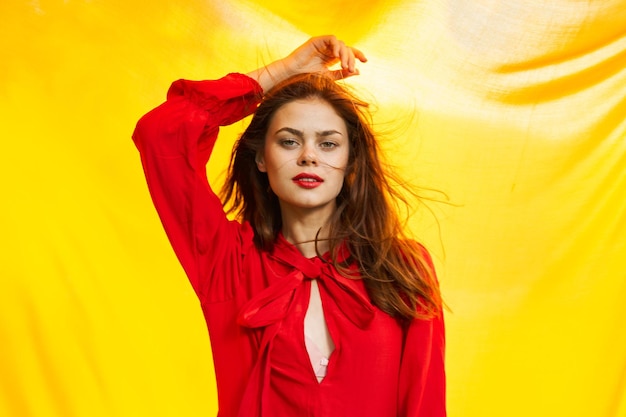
[280,207,334,258]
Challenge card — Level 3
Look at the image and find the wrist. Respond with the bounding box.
[247,59,294,94]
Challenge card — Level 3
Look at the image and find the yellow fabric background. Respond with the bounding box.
[1,1,625,416]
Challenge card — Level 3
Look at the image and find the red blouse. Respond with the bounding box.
[132,73,446,417]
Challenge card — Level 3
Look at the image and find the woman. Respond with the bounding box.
[133,35,445,417]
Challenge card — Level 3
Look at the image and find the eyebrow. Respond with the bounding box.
[274,127,343,137]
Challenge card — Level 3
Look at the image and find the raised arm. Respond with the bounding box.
[132,74,263,301]
[132,36,366,301]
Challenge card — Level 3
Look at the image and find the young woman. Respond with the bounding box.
[133,35,445,417]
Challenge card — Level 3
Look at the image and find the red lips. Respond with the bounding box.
[292,173,324,189]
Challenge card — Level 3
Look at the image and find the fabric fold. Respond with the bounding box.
[237,237,375,331]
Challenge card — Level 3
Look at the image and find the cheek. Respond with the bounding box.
[263,146,299,170]
[265,156,298,174]
[324,150,350,171]
[325,158,349,187]
[262,156,298,186]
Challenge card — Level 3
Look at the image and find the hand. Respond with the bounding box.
[283,35,368,80]
[248,35,367,92]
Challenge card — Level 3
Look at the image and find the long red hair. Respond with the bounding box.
[222,73,442,321]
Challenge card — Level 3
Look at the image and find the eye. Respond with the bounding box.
[319,141,338,149]
[279,138,299,147]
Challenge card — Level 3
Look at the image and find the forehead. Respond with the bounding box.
[268,98,347,133]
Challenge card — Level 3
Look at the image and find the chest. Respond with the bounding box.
[231,248,406,386]
[270,277,404,387]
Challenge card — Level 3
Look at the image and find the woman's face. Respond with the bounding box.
[257,98,350,219]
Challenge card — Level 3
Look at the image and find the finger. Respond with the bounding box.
[338,42,363,73]
[328,67,360,80]
[346,47,356,73]
[328,36,341,59]
[337,42,353,71]
[352,47,368,63]
[337,41,348,66]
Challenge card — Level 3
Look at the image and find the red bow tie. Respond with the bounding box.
[237,237,375,330]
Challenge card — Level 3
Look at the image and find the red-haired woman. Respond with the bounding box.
[133,35,446,417]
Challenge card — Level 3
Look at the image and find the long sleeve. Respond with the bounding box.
[398,247,447,417]
[132,73,263,301]
[398,312,446,416]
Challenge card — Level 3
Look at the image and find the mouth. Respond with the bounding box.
[292,173,324,189]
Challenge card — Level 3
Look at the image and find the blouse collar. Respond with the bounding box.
[237,234,375,330]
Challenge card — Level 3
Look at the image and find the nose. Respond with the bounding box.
[297,145,317,166]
